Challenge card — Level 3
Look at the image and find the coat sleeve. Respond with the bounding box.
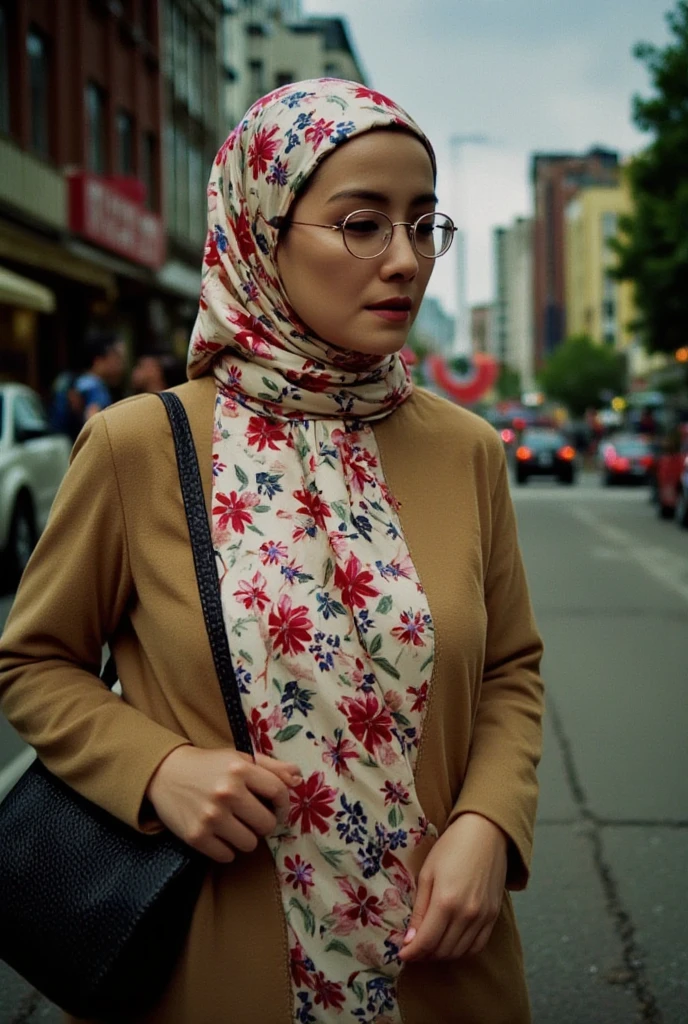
[448,444,544,890]
[0,414,190,831]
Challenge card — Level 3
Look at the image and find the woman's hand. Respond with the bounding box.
[399,812,508,963]
[145,746,302,863]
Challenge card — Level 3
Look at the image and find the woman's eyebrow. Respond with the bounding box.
[326,189,438,205]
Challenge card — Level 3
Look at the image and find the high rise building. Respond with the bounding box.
[531,147,619,368]
[492,217,535,390]
[0,0,167,389]
[222,2,367,130]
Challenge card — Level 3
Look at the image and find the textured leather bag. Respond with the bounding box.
[0,391,254,1020]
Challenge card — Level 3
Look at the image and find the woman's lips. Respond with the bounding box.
[367,308,411,323]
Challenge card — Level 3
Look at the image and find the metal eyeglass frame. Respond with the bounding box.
[272,209,457,260]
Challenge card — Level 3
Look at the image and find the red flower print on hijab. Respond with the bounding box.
[212,490,260,533]
[247,705,273,755]
[304,118,335,152]
[334,552,380,609]
[390,610,427,647]
[247,123,280,179]
[311,971,345,1011]
[353,85,397,108]
[330,877,386,935]
[293,488,332,531]
[233,570,269,611]
[337,692,394,756]
[287,771,337,834]
[246,416,288,451]
[268,594,313,655]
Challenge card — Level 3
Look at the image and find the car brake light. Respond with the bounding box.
[639,455,653,468]
[516,446,532,460]
[501,428,515,443]
[558,446,576,461]
[604,447,617,466]
[614,456,631,472]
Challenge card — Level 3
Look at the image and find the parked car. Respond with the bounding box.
[600,434,655,486]
[676,453,688,529]
[514,429,577,485]
[654,424,688,520]
[0,382,72,588]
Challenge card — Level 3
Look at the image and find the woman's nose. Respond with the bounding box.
[381,223,419,278]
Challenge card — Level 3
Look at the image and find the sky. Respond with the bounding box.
[301,0,672,313]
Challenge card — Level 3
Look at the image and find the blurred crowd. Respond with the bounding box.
[48,334,187,442]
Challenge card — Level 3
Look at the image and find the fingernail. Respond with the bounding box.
[403,928,416,943]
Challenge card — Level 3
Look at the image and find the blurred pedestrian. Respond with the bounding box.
[130,352,187,394]
[76,331,126,419]
[0,79,544,1024]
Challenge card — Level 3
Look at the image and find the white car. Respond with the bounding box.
[0,382,72,589]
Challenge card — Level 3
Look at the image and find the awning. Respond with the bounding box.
[0,264,56,313]
[0,220,117,296]
[155,260,202,300]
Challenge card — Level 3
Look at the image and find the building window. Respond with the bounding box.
[0,6,9,134]
[602,211,617,244]
[275,71,294,88]
[248,60,264,101]
[202,41,217,130]
[603,332,616,346]
[603,300,616,319]
[189,143,205,244]
[187,26,202,117]
[140,0,155,41]
[165,121,176,229]
[86,82,107,174]
[116,110,134,175]
[174,126,189,237]
[173,6,188,102]
[141,131,158,210]
[27,28,50,158]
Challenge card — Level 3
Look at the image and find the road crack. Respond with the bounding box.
[547,694,663,1023]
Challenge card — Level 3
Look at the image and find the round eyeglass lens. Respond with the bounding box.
[342,211,392,258]
[413,213,455,258]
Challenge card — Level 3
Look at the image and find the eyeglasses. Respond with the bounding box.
[275,209,457,260]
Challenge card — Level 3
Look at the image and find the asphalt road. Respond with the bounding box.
[0,471,686,1023]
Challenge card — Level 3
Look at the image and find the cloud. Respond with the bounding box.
[302,0,671,307]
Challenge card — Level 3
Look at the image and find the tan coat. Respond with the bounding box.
[0,378,544,1023]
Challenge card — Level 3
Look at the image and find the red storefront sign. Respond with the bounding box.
[68,172,165,270]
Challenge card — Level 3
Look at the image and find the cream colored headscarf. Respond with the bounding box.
[187,77,436,420]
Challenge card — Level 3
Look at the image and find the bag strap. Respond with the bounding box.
[157,390,254,756]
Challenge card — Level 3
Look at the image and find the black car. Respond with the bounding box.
[514,429,577,485]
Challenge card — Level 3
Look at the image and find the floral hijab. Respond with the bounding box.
[187,78,436,421]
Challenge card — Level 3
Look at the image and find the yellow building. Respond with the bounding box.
[565,179,637,352]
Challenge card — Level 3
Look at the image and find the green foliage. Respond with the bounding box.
[538,335,626,417]
[496,364,522,401]
[613,1,688,354]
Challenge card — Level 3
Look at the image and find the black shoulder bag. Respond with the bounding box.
[0,391,254,1020]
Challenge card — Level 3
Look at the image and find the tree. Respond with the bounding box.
[496,364,522,401]
[614,1,688,354]
[538,335,626,417]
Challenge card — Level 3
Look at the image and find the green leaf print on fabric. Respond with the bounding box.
[235,464,249,489]
[290,897,316,937]
[274,724,303,742]
[376,595,394,615]
[331,500,349,523]
[261,376,280,393]
[238,649,254,665]
[321,848,347,870]
[325,940,353,957]
[372,656,401,680]
[368,634,383,656]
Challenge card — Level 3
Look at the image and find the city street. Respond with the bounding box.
[1,471,687,1023]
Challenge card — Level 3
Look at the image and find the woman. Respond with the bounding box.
[0,79,543,1023]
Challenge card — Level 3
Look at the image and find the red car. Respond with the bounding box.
[656,425,688,520]
[601,435,655,486]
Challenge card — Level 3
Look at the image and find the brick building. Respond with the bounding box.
[0,0,175,391]
[531,147,619,370]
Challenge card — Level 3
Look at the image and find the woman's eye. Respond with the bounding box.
[344,219,381,234]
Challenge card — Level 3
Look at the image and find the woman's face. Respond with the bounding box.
[276,130,437,358]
